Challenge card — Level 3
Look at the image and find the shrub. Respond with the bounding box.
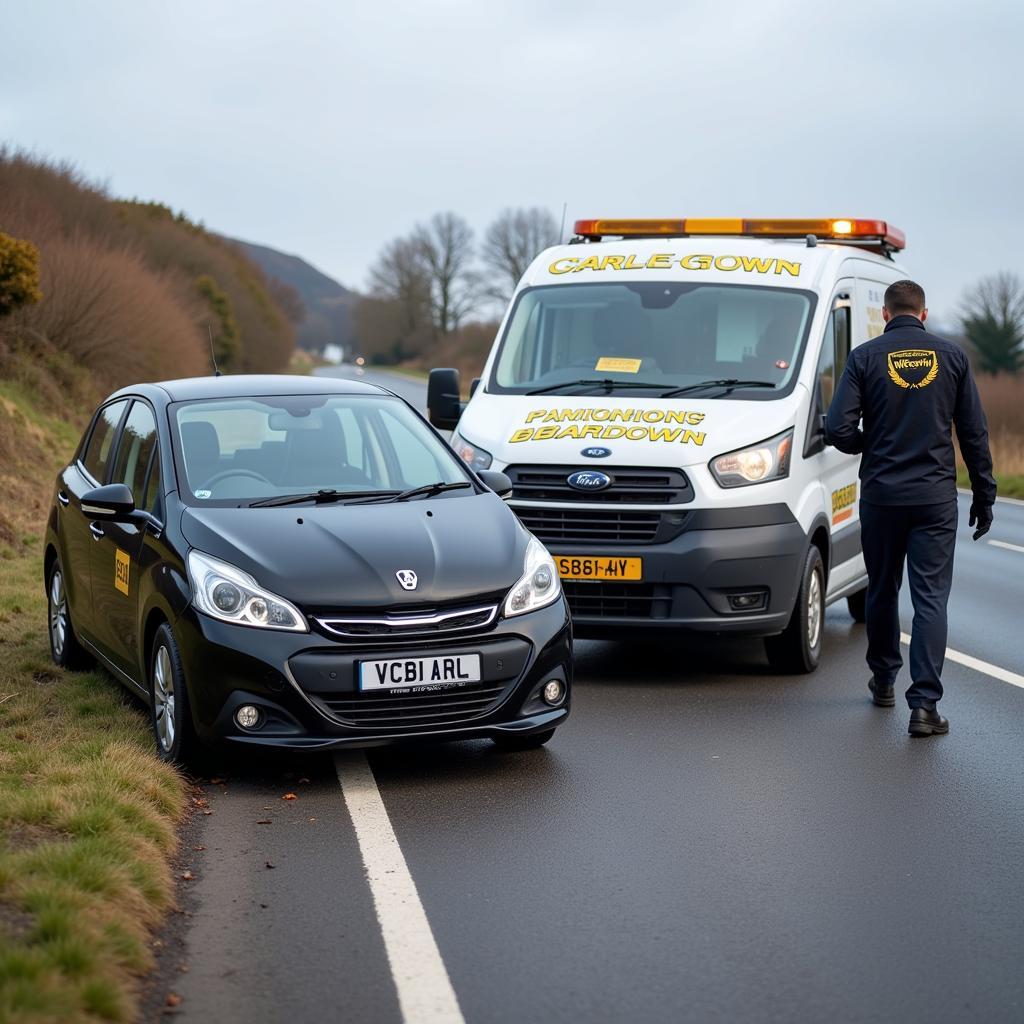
[0,231,43,315]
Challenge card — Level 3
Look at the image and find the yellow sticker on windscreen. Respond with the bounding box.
[114,548,130,595]
[595,357,641,373]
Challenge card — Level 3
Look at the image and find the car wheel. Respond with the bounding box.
[47,560,93,670]
[492,728,556,751]
[764,545,825,674]
[846,587,867,623]
[149,623,205,770]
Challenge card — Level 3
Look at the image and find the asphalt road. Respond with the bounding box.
[161,366,1024,1023]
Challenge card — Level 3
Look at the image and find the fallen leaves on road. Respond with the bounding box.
[256,818,272,825]
[166,993,182,1007]
[181,871,195,882]
[265,861,276,869]
[282,793,297,800]
[192,845,205,852]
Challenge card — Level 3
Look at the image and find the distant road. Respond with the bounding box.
[168,365,1024,1023]
[313,363,428,409]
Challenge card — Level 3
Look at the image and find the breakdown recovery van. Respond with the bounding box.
[428,218,909,672]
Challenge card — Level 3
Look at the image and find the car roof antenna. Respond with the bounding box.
[208,323,223,377]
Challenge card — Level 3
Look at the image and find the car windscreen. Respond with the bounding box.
[489,282,816,399]
[171,394,468,505]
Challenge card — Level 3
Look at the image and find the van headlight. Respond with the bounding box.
[709,429,794,487]
[450,431,493,470]
[503,536,561,618]
[187,550,308,631]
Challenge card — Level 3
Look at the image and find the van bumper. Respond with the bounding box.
[547,504,807,637]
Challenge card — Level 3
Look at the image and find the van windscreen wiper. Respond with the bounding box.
[348,481,472,505]
[248,488,397,508]
[526,378,671,396]
[660,379,777,398]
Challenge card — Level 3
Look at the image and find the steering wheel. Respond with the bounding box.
[203,468,274,489]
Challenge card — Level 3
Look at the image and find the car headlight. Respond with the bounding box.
[503,536,561,618]
[187,550,307,632]
[450,431,492,470]
[709,429,794,488]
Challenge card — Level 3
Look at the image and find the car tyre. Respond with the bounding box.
[492,728,556,751]
[149,622,206,771]
[764,545,825,674]
[47,559,93,670]
[846,587,867,623]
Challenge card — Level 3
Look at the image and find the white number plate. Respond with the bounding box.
[358,653,482,692]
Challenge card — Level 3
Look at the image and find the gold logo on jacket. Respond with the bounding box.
[887,349,939,389]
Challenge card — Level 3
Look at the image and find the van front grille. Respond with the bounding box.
[563,582,672,620]
[515,508,663,544]
[506,465,692,504]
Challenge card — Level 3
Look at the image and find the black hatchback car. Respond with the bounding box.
[44,375,571,765]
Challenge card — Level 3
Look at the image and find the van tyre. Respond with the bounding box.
[149,623,206,771]
[764,546,825,674]
[492,728,556,751]
[846,587,867,623]
[47,559,93,671]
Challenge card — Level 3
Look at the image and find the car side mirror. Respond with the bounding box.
[428,368,463,430]
[477,469,513,500]
[81,483,136,519]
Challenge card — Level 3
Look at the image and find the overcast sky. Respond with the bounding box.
[3,1,1021,318]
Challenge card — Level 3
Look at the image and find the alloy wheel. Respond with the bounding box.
[153,645,176,752]
[806,567,823,650]
[49,571,67,658]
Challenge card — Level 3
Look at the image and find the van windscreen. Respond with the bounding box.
[489,282,815,399]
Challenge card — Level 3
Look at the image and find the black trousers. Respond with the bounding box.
[859,499,958,709]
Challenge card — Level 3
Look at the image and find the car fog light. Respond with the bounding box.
[235,704,262,729]
[542,680,565,706]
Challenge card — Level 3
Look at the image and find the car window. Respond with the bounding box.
[172,394,467,504]
[81,400,129,483]
[142,450,162,516]
[111,401,158,503]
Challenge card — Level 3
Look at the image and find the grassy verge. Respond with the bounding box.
[0,378,187,1022]
[957,468,1024,500]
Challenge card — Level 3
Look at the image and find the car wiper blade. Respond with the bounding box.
[248,488,396,508]
[660,379,777,398]
[348,481,472,505]
[526,378,671,395]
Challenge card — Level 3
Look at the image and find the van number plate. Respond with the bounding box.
[555,556,642,581]
[359,654,482,691]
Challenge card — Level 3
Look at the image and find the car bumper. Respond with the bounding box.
[172,597,572,749]
[546,505,807,637]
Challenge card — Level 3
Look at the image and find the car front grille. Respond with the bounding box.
[315,603,497,639]
[315,682,510,730]
[515,507,663,544]
[505,465,692,504]
[563,582,672,620]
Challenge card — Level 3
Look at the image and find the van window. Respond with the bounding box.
[491,282,814,399]
[111,402,158,503]
[81,400,129,483]
[816,306,852,412]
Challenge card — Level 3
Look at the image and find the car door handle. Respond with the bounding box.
[89,522,105,540]
[57,491,70,507]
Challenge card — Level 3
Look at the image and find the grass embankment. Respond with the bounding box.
[0,381,187,1023]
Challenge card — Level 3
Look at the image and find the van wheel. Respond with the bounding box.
[764,546,825,674]
[47,559,93,670]
[846,587,867,623]
[149,623,206,771]
[492,728,556,751]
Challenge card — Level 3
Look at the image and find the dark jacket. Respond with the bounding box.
[825,314,996,506]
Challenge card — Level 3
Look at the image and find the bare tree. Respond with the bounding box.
[481,207,560,303]
[413,212,477,335]
[366,236,432,336]
[960,272,1024,375]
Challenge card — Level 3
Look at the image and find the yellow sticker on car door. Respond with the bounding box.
[114,548,130,595]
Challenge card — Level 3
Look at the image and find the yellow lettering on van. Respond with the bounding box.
[580,424,603,439]
[775,259,801,277]
[740,256,775,273]
[556,424,583,439]
[549,258,578,274]
[600,255,625,271]
[681,254,713,271]
[526,409,547,423]
[681,429,706,446]
[687,412,706,425]
[533,425,559,440]
[509,428,534,442]
[622,254,646,270]
[575,256,602,272]
[648,427,682,443]
[714,255,740,271]
[647,253,673,269]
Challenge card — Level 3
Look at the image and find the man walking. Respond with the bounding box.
[826,280,996,736]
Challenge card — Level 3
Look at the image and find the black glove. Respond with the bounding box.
[969,501,993,541]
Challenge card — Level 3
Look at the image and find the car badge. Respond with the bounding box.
[395,569,418,591]
[567,470,612,491]
[581,447,612,458]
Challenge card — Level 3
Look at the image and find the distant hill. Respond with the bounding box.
[228,237,358,353]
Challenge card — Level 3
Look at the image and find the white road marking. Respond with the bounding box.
[335,753,465,1024]
[957,488,1024,507]
[900,633,1024,690]
[988,539,1024,554]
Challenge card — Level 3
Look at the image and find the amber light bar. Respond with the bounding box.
[573,218,906,250]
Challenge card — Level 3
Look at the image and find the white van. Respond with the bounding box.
[428,218,908,672]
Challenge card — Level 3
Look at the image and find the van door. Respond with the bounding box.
[806,284,865,596]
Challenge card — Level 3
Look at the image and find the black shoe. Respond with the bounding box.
[908,708,949,737]
[868,678,895,707]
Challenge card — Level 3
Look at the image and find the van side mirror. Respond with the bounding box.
[81,483,135,519]
[804,411,829,458]
[469,377,481,398]
[477,469,513,500]
[428,368,463,430]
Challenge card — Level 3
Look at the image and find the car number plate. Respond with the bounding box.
[358,653,482,691]
[555,556,642,581]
